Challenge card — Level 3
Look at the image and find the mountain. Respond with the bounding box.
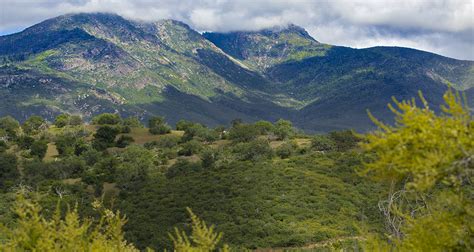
[1,13,473,131]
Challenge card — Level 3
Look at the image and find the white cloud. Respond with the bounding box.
[0,0,472,60]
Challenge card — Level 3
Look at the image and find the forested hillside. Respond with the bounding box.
[1,13,473,131]
[0,89,472,250]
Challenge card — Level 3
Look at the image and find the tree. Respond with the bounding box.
[311,135,336,151]
[116,135,135,148]
[0,195,139,251]
[69,115,83,126]
[92,113,122,125]
[254,120,274,135]
[30,140,48,160]
[123,116,143,128]
[228,124,259,142]
[360,90,473,251]
[148,116,171,135]
[22,115,47,135]
[0,116,20,139]
[273,119,294,140]
[178,140,203,156]
[276,141,297,158]
[54,113,70,128]
[232,139,273,161]
[329,130,360,151]
[0,153,19,190]
[170,208,230,252]
[92,126,120,150]
[176,119,195,131]
[116,145,154,190]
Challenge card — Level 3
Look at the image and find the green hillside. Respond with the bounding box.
[0,13,473,131]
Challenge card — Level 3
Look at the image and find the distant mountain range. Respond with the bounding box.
[1,13,473,131]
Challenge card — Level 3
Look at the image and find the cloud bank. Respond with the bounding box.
[0,0,473,60]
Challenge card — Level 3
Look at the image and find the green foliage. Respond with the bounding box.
[170,207,230,252]
[176,119,195,131]
[30,140,48,160]
[0,116,20,139]
[54,113,70,128]
[17,135,35,150]
[92,125,120,150]
[92,113,122,125]
[116,135,135,148]
[328,130,361,151]
[311,135,336,152]
[149,116,171,135]
[276,141,298,159]
[22,115,47,135]
[178,140,203,156]
[181,123,219,142]
[0,153,19,190]
[228,124,259,143]
[0,195,139,251]
[232,139,273,161]
[123,117,143,128]
[273,119,294,140]
[254,120,274,135]
[361,90,473,250]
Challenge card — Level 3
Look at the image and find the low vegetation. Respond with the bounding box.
[0,90,471,251]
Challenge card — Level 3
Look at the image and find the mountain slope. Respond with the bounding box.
[0,13,473,131]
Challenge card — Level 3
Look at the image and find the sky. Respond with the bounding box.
[0,0,473,60]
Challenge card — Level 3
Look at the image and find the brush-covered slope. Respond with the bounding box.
[1,13,473,131]
[203,24,331,71]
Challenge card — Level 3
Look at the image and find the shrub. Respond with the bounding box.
[92,113,122,125]
[123,117,143,128]
[116,135,135,148]
[329,130,361,151]
[0,116,20,139]
[30,140,48,160]
[311,135,336,151]
[228,124,260,142]
[273,119,294,140]
[178,140,203,156]
[0,153,19,190]
[92,126,120,150]
[54,113,70,128]
[232,139,273,161]
[149,124,171,135]
[276,141,297,159]
[22,115,47,135]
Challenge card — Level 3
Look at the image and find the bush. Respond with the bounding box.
[166,159,202,179]
[178,140,203,156]
[149,116,171,135]
[0,153,19,190]
[145,135,180,149]
[22,115,47,135]
[311,135,336,151]
[329,130,361,151]
[116,135,135,148]
[17,135,35,149]
[149,124,171,135]
[232,139,273,161]
[0,116,20,139]
[175,119,195,131]
[123,117,143,128]
[254,120,274,135]
[92,126,120,150]
[30,140,48,160]
[273,119,294,140]
[276,141,297,159]
[54,113,70,128]
[228,124,260,142]
[92,113,122,125]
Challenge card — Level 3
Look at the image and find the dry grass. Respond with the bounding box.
[44,143,59,162]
